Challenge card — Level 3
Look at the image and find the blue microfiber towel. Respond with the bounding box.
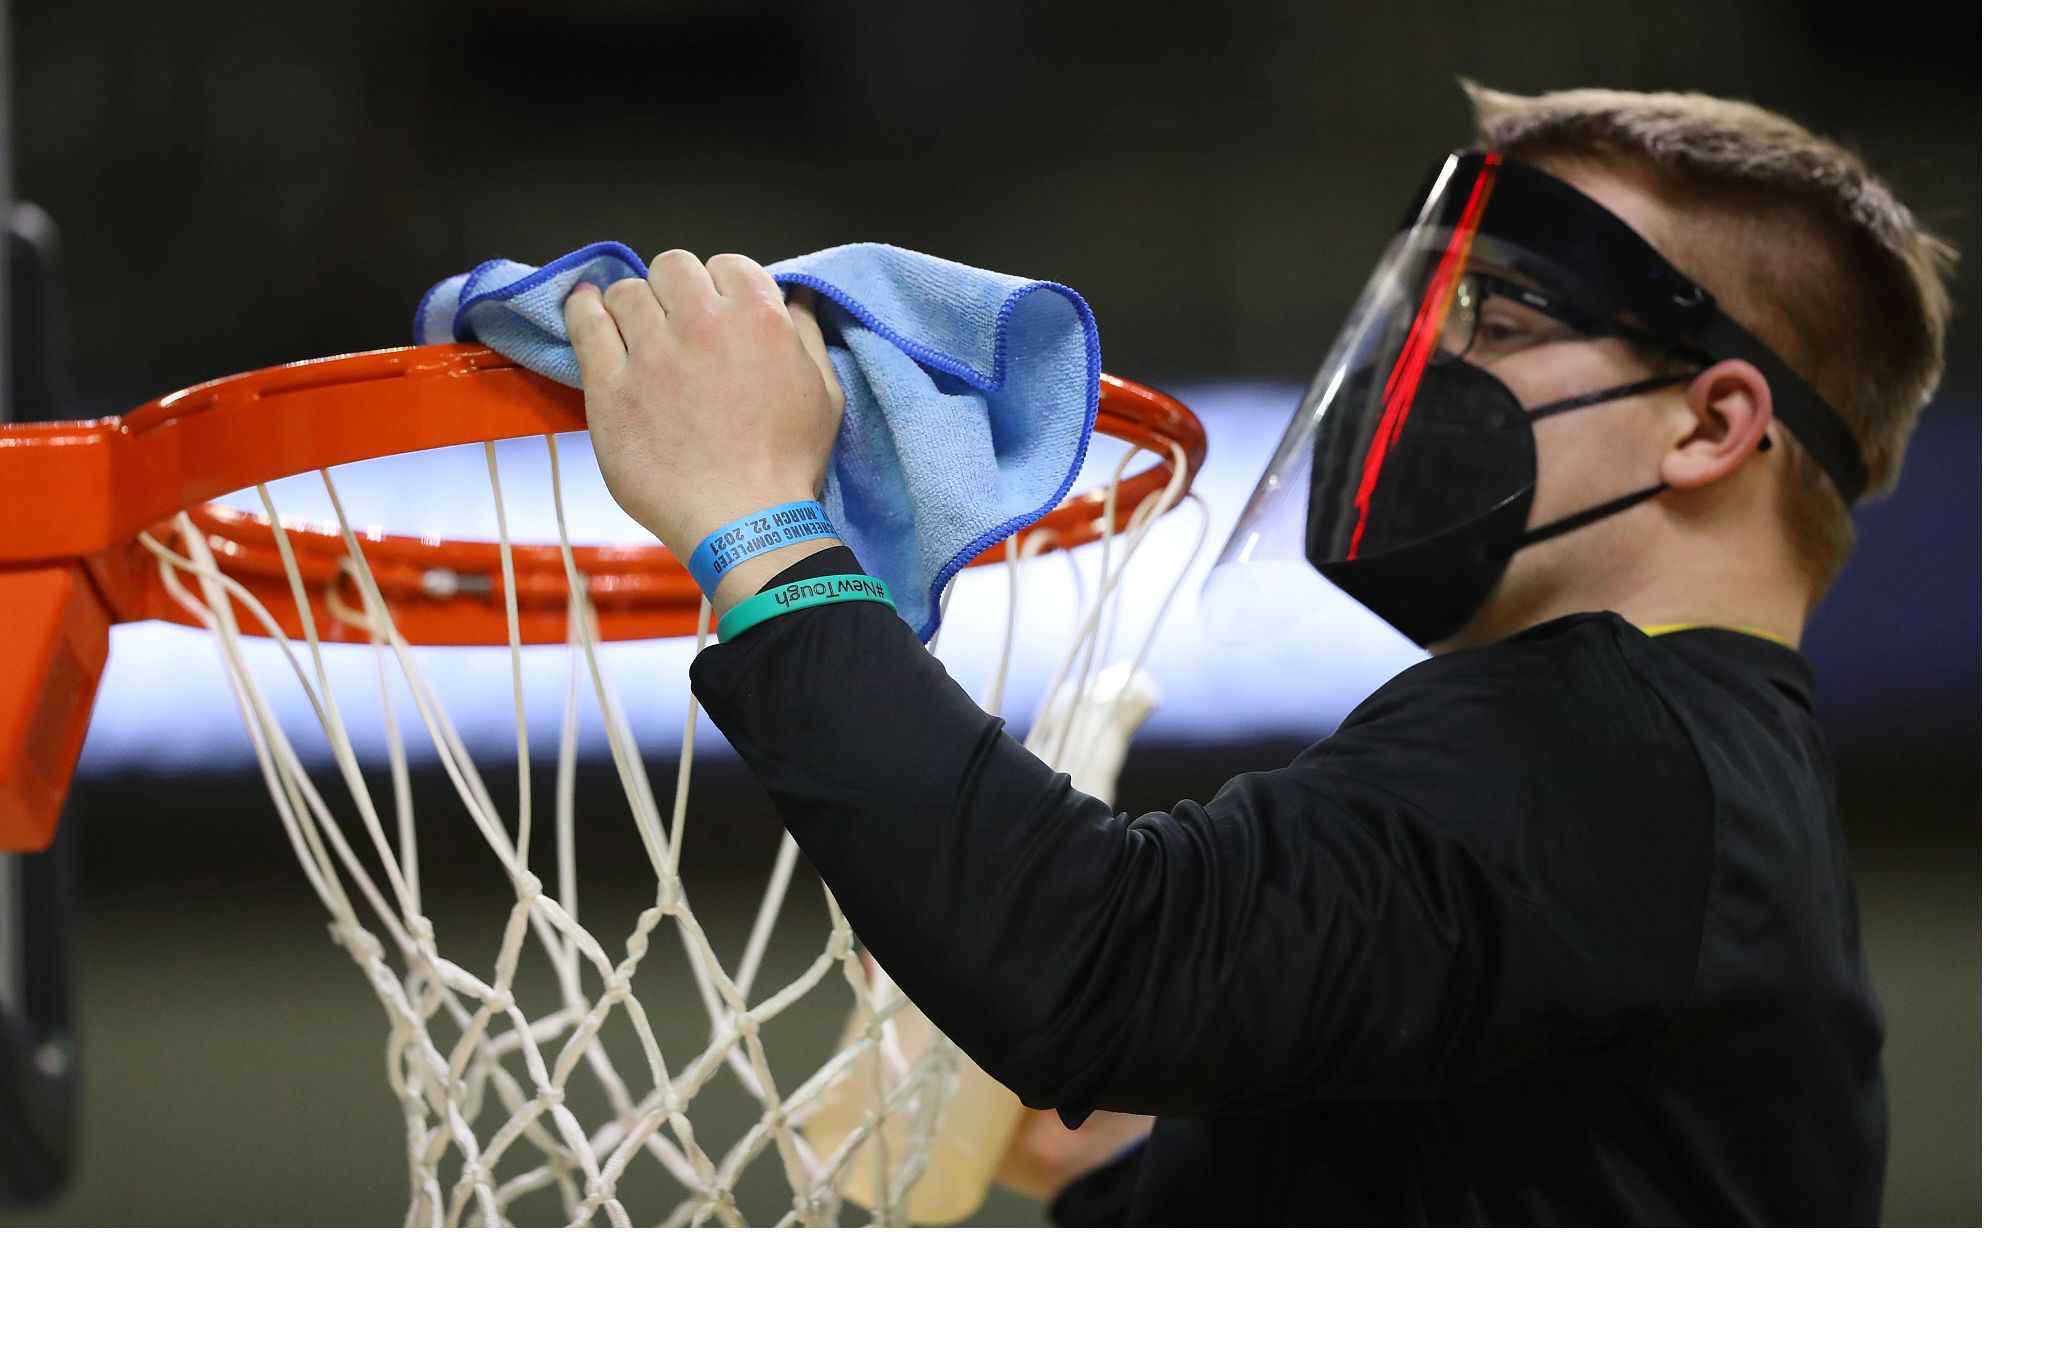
[414,241,1101,641]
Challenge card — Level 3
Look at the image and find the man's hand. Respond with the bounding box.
[564,251,847,612]
[995,1107,1155,1202]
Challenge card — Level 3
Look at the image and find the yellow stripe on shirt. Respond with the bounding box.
[1640,622,1794,648]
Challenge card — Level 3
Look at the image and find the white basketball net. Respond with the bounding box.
[133,433,1202,1226]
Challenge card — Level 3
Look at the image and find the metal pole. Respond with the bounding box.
[0,0,20,1027]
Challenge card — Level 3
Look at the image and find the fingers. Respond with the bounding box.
[576,252,836,405]
[705,252,784,307]
[647,248,715,314]
[563,282,626,384]
[599,274,666,349]
[785,286,844,414]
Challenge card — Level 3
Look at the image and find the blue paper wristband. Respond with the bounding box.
[685,501,837,594]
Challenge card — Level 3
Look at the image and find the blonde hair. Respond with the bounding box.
[1460,80,1957,593]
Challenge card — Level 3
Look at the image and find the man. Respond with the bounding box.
[561,83,1953,1225]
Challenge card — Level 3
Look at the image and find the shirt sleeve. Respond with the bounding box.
[691,569,1702,1123]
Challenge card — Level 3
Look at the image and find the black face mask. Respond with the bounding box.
[1309,357,1695,648]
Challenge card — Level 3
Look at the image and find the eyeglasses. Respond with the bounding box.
[1433,272,1693,366]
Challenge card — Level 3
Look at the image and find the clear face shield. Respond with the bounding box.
[1203,152,1869,648]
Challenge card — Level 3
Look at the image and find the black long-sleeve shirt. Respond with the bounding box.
[690,546,1887,1225]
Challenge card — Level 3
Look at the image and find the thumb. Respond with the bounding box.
[785,286,844,413]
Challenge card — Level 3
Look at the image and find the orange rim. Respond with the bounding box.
[0,343,1204,849]
[0,344,1206,645]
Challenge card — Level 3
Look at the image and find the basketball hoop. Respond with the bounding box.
[0,342,1205,1225]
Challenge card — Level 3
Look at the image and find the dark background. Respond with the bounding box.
[16,0,1980,404]
[4,0,1979,1225]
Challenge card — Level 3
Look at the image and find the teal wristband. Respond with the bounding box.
[716,573,895,641]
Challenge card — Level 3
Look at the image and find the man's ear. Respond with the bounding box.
[1662,359,1775,491]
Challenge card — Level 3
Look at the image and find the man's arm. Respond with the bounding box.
[997,1108,1155,1203]
[688,563,1599,1119]
[563,251,1674,1123]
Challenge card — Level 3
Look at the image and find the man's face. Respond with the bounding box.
[1430,162,1697,651]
